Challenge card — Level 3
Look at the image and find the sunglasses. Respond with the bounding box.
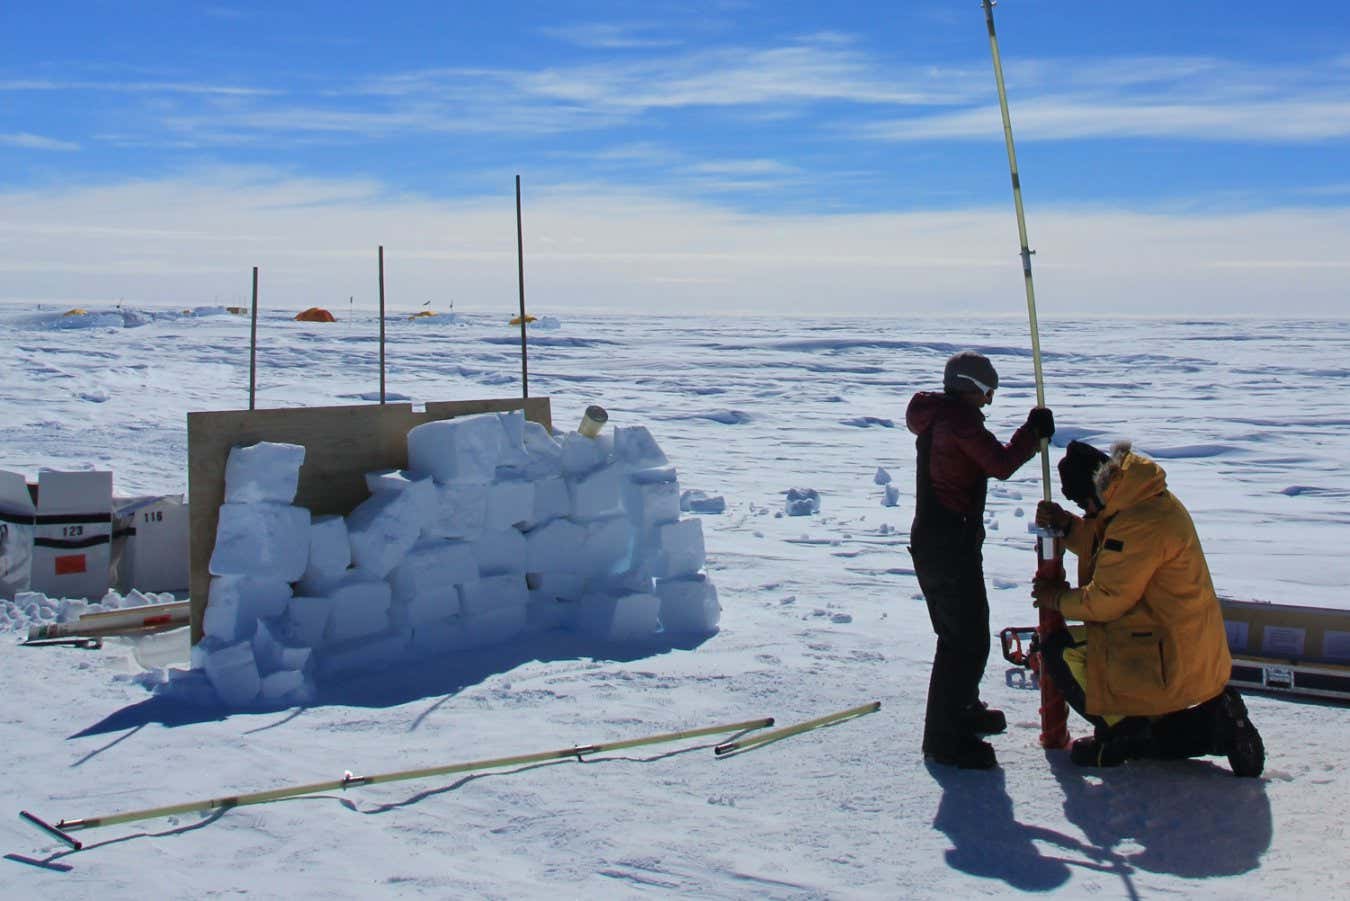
[954,373,996,399]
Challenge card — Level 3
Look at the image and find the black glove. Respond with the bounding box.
[1025,407,1055,441]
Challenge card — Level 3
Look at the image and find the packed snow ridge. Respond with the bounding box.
[189,412,720,708]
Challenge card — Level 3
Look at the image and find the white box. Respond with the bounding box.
[113,495,190,594]
[31,470,113,601]
[0,470,36,600]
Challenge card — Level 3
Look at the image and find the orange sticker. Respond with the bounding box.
[54,554,87,575]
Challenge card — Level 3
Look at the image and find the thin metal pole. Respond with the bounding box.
[248,266,258,410]
[515,174,529,399]
[31,717,774,841]
[982,0,1070,751]
[982,0,1051,499]
[378,245,386,404]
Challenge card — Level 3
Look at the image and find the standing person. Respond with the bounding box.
[907,351,1055,769]
[1033,440,1264,775]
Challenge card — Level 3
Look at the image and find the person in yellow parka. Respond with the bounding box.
[1032,440,1264,776]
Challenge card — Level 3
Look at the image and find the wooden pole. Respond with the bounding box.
[248,266,258,410]
[515,175,529,399]
[378,245,386,405]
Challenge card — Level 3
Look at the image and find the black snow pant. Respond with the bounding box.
[910,516,990,746]
[1041,627,1221,758]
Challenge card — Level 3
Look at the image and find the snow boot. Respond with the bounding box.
[924,734,998,770]
[1215,688,1265,778]
[1069,736,1129,768]
[956,701,1007,736]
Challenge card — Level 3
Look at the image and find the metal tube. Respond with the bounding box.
[981,0,1070,751]
[38,717,774,836]
[248,267,258,411]
[515,174,529,399]
[982,0,1051,500]
[378,245,386,405]
[714,701,880,756]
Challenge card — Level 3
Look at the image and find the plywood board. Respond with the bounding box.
[188,397,551,643]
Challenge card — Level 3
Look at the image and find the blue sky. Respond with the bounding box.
[3,1,1350,315]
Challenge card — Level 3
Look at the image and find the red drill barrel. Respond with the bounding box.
[1035,534,1071,749]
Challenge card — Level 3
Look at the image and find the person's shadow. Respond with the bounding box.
[928,762,1074,891]
[928,749,1273,893]
[1050,750,1272,880]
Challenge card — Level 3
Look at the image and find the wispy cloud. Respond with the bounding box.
[538,22,682,49]
[864,98,1350,142]
[0,78,277,97]
[864,54,1350,143]
[0,132,78,151]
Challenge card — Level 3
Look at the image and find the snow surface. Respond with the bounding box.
[2,303,1349,898]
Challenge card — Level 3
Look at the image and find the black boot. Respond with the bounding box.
[1214,688,1265,778]
[956,701,1007,736]
[924,733,998,769]
[1069,735,1128,768]
[1069,719,1157,769]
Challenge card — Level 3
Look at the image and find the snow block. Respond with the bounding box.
[785,487,821,516]
[388,540,477,603]
[680,489,726,514]
[471,527,527,576]
[655,574,721,634]
[283,595,333,646]
[527,571,586,604]
[582,515,635,574]
[522,420,563,479]
[623,477,681,530]
[407,413,504,484]
[364,469,437,530]
[578,592,661,642]
[485,478,535,531]
[203,576,293,643]
[391,583,463,629]
[325,578,392,644]
[259,669,312,705]
[460,572,529,617]
[459,603,528,648]
[655,518,706,579]
[224,441,306,504]
[525,519,586,574]
[526,597,572,633]
[882,484,899,507]
[319,626,410,678]
[495,411,531,470]
[568,463,623,521]
[346,489,420,578]
[425,481,488,541]
[410,616,465,656]
[613,426,668,471]
[203,639,262,707]
[304,515,351,586]
[560,432,613,477]
[209,502,311,581]
[527,475,571,527]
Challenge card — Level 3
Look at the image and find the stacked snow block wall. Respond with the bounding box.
[192,412,720,708]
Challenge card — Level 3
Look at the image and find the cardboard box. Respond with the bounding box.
[31,470,113,601]
[114,495,190,594]
[0,470,36,600]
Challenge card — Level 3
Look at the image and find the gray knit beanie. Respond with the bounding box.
[943,351,999,395]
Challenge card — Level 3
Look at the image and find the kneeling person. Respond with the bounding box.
[1033,440,1264,777]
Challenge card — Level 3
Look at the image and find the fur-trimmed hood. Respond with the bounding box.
[1094,440,1169,515]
